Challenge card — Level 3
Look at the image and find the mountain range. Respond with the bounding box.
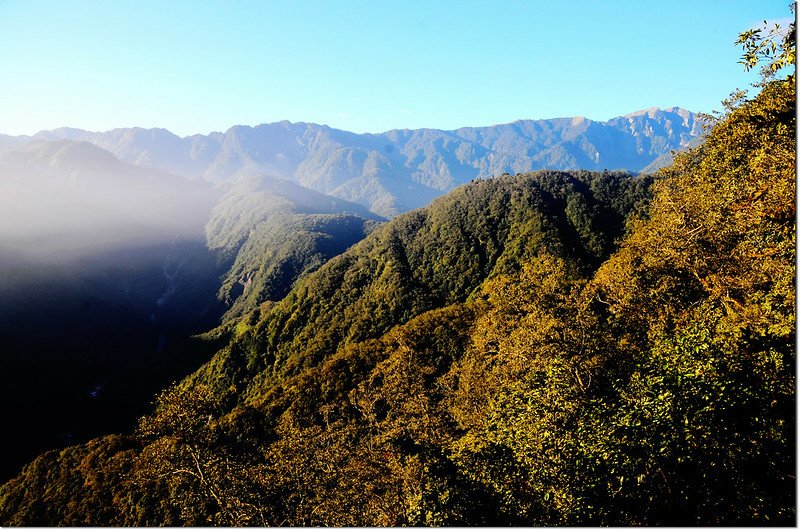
[0,65,794,527]
[0,107,704,476]
[0,107,701,467]
[7,107,702,217]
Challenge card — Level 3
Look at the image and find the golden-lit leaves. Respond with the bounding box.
[1,71,795,525]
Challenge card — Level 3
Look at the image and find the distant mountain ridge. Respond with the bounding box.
[18,107,701,217]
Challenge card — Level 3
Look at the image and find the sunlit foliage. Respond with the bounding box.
[0,24,794,525]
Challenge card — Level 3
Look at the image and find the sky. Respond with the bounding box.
[0,0,793,137]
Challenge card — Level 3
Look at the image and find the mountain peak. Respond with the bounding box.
[624,106,660,118]
[622,106,694,119]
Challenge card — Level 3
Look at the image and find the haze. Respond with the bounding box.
[0,139,215,262]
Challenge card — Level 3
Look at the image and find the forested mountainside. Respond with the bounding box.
[192,168,651,394]
[24,106,700,217]
[0,63,793,525]
[0,164,652,525]
[0,142,380,481]
[206,172,383,321]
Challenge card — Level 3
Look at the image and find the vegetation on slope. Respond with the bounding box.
[0,166,650,525]
[0,148,379,482]
[206,173,382,321]
[190,169,649,397]
[0,21,794,526]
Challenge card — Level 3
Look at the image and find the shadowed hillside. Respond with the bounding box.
[0,58,792,525]
[0,141,382,481]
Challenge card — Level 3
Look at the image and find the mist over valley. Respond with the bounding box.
[0,110,700,480]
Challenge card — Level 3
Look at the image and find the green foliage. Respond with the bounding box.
[736,5,795,80]
[584,74,795,524]
[206,173,381,321]
[217,213,377,320]
[195,169,647,399]
[0,44,794,525]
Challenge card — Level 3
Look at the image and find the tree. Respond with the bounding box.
[736,4,796,80]
[132,385,268,525]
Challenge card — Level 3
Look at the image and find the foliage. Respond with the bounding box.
[206,173,381,321]
[197,169,648,397]
[736,5,796,80]
[0,36,795,524]
[0,435,137,526]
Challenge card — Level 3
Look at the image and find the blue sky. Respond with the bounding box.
[0,0,792,136]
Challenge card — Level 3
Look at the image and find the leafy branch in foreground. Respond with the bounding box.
[736,4,796,80]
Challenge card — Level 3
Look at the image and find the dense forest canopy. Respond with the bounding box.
[0,13,795,526]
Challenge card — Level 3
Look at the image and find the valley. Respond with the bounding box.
[0,0,794,525]
[0,38,793,523]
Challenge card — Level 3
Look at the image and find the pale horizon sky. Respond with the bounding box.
[0,0,793,137]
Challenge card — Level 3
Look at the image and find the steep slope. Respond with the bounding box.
[30,108,700,217]
[0,71,792,526]
[0,140,380,481]
[0,168,652,525]
[206,172,383,320]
